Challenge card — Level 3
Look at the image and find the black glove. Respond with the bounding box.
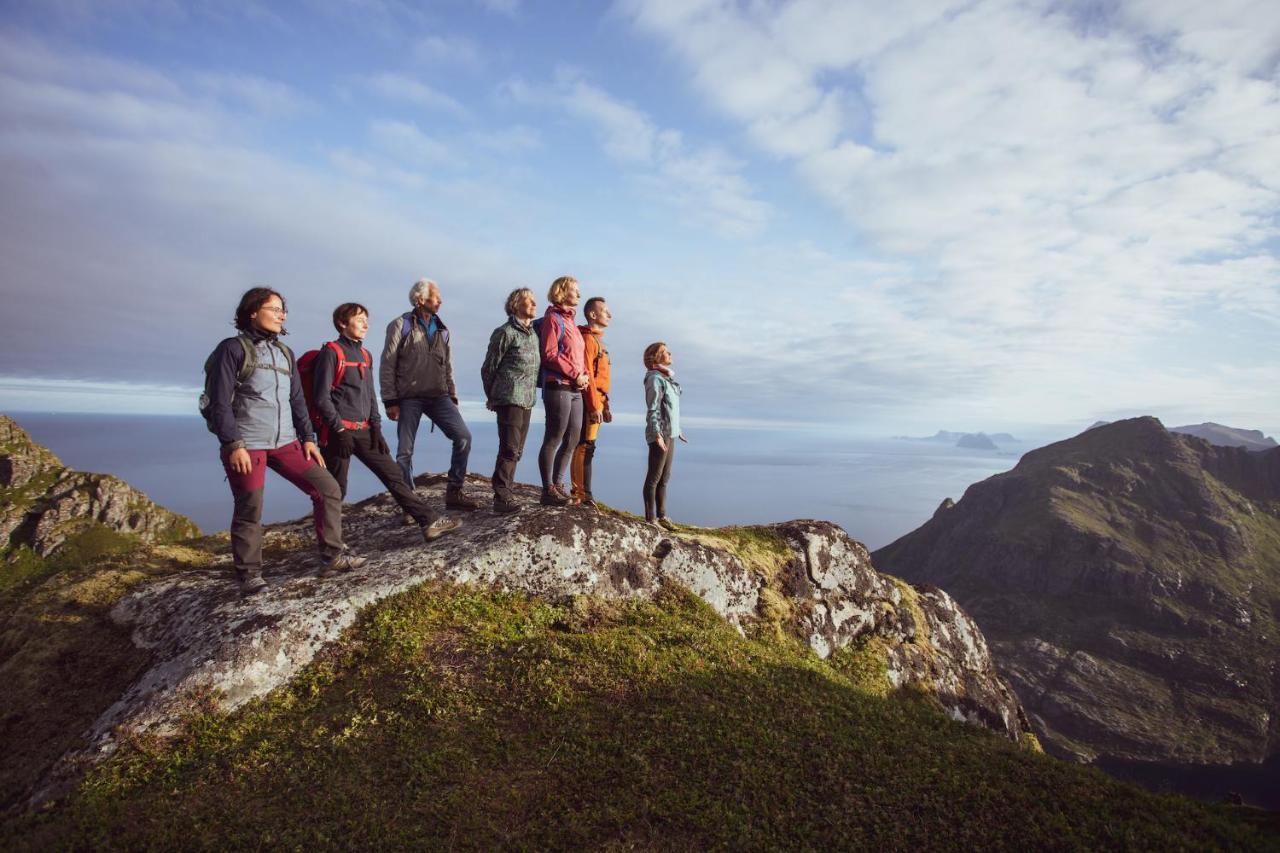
[371,425,390,456]
[331,429,354,459]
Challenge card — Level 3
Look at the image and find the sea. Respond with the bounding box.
[7,411,1028,551]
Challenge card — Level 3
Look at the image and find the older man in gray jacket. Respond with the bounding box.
[380,278,481,511]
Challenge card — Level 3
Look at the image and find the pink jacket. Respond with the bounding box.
[539,305,585,384]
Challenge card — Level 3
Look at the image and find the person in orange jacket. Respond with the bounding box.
[571,296,612,507]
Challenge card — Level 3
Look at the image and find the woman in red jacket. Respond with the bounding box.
[537,276,588,505]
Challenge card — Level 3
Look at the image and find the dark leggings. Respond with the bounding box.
[643,440,675,520]
[539,385,582,489]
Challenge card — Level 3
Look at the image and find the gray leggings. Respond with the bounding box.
[643,440,675,520]
[539,385,582,489]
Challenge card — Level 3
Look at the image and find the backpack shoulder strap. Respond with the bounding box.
[273,340,295,374]
[235,334,255,382]
[325,341,347,387]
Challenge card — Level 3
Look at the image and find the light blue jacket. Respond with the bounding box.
[644,368,681,444]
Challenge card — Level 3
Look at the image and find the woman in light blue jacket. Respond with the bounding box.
[642,341,686,529]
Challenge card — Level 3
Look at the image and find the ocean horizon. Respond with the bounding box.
[7,411,1028,551]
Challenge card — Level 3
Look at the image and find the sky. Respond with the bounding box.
[1,0,1278,438]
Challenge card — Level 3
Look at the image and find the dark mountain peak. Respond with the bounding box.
[873,411,1280,770]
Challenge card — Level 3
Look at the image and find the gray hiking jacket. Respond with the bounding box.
[207,331,313,451]
[480,317,539,409]
[379,311,457,406]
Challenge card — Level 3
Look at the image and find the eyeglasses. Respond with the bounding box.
[259,306,287,316]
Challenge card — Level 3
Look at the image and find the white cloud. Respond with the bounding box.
[360,72,467,116]
[622,0,1280,423]
[508,69,770,238]
[369,118,452,164]
[194,72,313,117]
[413,33,483,68]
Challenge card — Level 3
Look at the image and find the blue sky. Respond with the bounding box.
[1,0,1278,438]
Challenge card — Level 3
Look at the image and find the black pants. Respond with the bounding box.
[643,440,676,521]
[322,427,438,526]
[493,404,532,502]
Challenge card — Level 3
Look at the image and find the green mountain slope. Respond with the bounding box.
[874,417,1280,769]
[3,553,1274,849]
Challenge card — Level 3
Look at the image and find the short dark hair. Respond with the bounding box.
[332,302,368,333]
[583,296,606,318]
[234,287,288,334]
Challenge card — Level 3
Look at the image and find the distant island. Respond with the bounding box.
[893,430,1019,449]
[1086,419,1277,451]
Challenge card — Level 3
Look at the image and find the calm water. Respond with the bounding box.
[8,412,1023,550]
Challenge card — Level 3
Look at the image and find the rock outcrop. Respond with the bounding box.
[874,417,1280,767]
[43,477,1027,791]
[0,415,198,558]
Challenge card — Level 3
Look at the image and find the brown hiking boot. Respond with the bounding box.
[445,486,482,510]
[238,572,268,596]
[541,488,569,506]
[422,516,462,541]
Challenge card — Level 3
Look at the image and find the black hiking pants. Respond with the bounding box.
[493,404,532,502]
[643,440,676,521]
[322,427,438,526]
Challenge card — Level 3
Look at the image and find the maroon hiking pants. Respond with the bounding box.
[221,440,343,579]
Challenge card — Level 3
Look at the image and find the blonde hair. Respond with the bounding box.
[504,287,534,317]
[643,341,667,369]
[547,275,578,306]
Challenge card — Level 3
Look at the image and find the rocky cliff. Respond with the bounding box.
[873,417,1280,767]
[0,415,198,562]
[54,478,1025,770]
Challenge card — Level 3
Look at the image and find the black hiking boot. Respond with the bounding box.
[493,496,521,514]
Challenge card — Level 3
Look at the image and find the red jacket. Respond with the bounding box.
[539,305,585,383]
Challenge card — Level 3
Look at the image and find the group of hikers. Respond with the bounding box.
[203,277,686,595]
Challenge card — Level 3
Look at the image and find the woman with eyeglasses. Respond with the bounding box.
[203,287,365,595]
[641,341,686,530]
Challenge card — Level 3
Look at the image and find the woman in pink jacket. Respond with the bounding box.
[537,276,588,505]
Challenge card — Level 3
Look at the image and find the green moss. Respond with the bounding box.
[680,525,791,582]
[828,634,892,697]
[7,581,1272,850]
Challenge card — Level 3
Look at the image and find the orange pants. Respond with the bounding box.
[570,420,601,500]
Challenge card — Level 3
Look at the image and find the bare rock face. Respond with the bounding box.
[67,479,1026,782]
[0,415,199,558]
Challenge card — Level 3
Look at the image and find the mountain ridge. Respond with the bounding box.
[873,416,1280,777]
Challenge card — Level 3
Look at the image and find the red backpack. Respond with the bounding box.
[298,341,372,445]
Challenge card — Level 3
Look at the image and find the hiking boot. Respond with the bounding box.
[579,494,597,509]
[445,486,482,511]
[239,572,268,596]
[493,496,521,514]
[322,551,367,576]
[657,517,678,532]
[422,516,462,541]
[541,488,569,506]
[401,513,416,526]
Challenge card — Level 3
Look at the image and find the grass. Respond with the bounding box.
[6,580,1274,850]
[0,537,221,812]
